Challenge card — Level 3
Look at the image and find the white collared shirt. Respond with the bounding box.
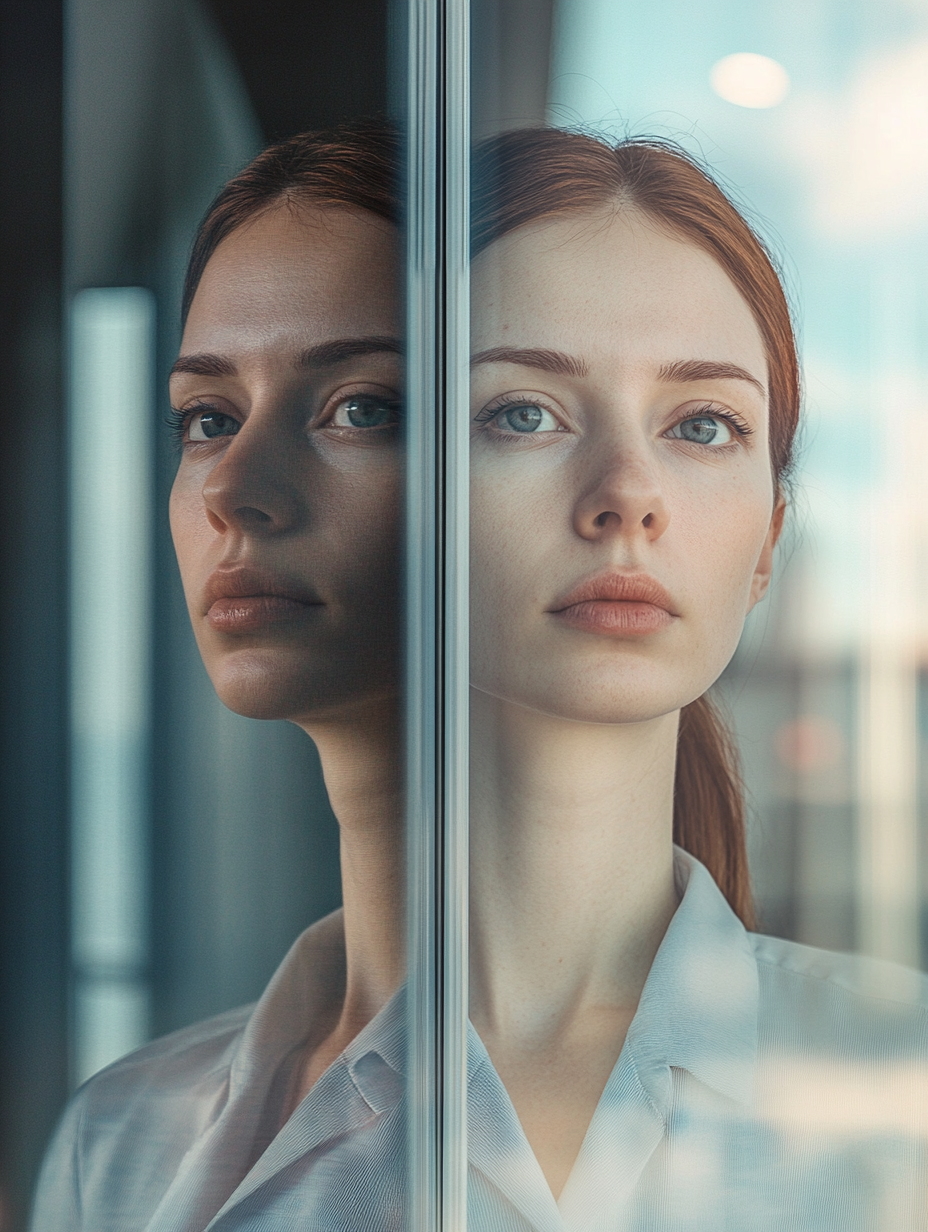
[31,850,928,1231]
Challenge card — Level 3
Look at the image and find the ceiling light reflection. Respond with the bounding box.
[710,52,790,109]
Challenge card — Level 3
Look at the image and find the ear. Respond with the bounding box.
[747,495,786,612]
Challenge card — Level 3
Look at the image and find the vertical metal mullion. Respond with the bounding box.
[406,0,470,1228]
[442,0,471,1226]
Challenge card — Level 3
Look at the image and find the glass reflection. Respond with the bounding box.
[34,127,410,1231]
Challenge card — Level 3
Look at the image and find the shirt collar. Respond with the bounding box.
[229,907,406,1116]
[192,917,405,1232]
[235,847,760,1115]
[623,846,759,1108]
[232,847,758,1117]
[196,850,757,1232]
[343,988,405,1112]
[228,908,347,1100]
[467,848,760,1232]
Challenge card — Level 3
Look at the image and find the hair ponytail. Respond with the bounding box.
[674,695,754,928]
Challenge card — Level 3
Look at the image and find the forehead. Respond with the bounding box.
[182,204,400,355]
[471,209,766,377]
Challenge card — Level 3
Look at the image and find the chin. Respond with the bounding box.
[206,646,398,723]
[474,660,720,727]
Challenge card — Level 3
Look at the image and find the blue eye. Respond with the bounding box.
[504,405,542,432]
[668,415,733,446]
[188,409,240,441]
[491,403,560,433]
[331,394,402,428]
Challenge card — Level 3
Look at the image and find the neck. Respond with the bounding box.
[296,689,680,1048]
[300,696,405,1032]
[469,689,680,1040]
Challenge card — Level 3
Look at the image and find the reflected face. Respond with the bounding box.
[470,208,782,723]
[170,204,402,723]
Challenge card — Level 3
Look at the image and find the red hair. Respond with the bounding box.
[181,122,398,326]
[473,129,802,927]
[185,125,799,927]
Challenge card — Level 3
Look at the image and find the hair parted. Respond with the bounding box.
[181,120,399,327]
[183,124,801,928]
[472,128,800,491]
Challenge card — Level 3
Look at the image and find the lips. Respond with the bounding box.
[203,567,323,633]
[549,571,677,637]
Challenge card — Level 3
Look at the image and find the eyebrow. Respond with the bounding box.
[298,335,402,368]
[470,347,589,378]
[169,353,235,378]
[470,348,765,396]
[169,335,403,379]
[658,359,766,396]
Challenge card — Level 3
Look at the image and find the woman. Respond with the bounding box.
[33,124,928,1231]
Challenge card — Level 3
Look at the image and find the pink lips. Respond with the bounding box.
[203,567,323,633]
[549,572,677,637]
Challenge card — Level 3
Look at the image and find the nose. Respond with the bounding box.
[201,423,304,537]
[572,440,670,543]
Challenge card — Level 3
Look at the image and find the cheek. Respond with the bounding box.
[319,465,404,590]
[168,462,233,620]
[469,469,556,637]
[674,471,773,617]
[168,470,205,579]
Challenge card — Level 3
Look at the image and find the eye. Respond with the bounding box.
[666,415,734,446]
[330,393,402,428]
[485,402,561,434]
[187,408,241,441]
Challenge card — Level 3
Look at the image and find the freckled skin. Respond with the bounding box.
[470,208,783,725]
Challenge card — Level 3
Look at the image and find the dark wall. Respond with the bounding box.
[207,0,390,140]
[0,3,68,1229]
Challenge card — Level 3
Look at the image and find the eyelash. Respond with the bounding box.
[473,392,560,427]
[166,403,228,448]
[678,403,754,439]
[172,396,752,449]
[166,406,192,446]
[474,397,754,440]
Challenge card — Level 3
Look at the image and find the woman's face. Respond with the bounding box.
[470,208,782,724]
[170,204,402,724]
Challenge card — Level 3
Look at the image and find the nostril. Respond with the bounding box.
[236,506,273,526]
[642,512,653,528]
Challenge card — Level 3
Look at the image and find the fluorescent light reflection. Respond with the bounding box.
[70,288,155,1085]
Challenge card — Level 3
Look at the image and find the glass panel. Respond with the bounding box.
[466,0,928,1226]
[16,0,928,1225]
[22,2,436,1230]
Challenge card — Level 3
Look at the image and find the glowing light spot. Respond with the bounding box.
[710,53,790,109]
